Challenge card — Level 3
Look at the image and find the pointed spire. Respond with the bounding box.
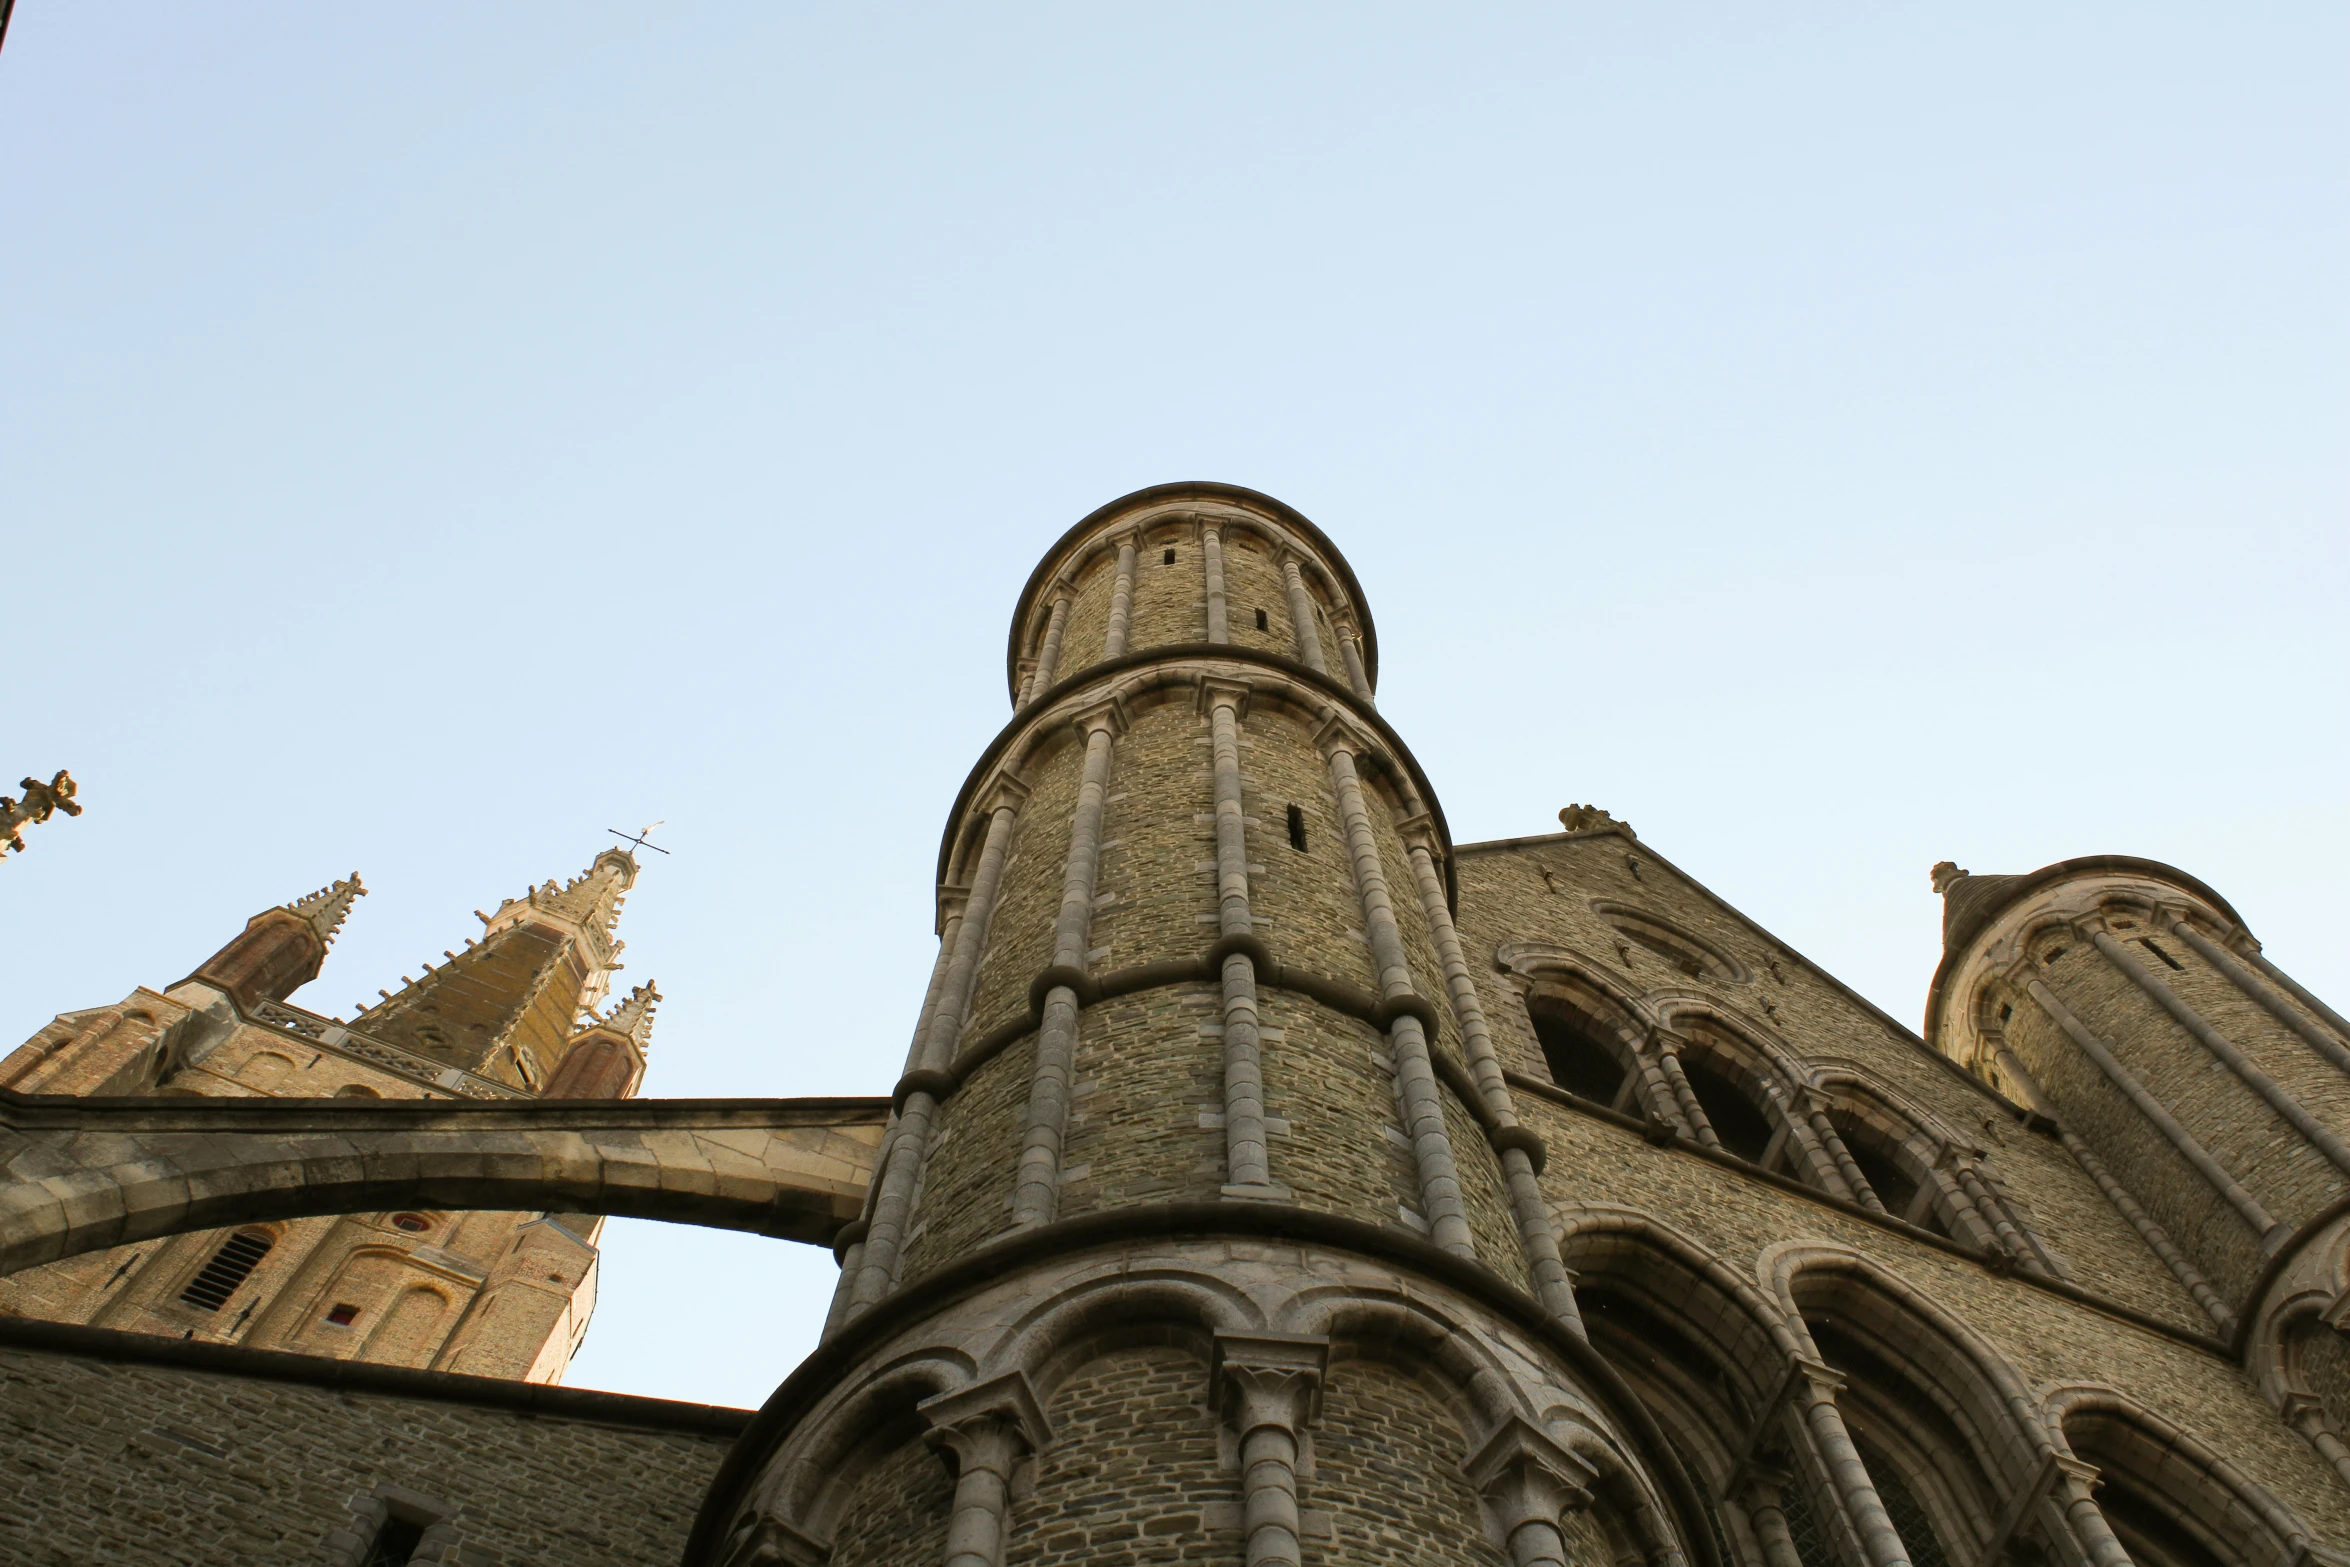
[183,870,368,1011]
[594,981,661,1047]
[356,843,647,1079]
[285,873,366,948]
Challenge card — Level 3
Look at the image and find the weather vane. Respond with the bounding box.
[607,820,671,856]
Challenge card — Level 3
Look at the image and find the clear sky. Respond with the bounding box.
[2,7,2341,1409]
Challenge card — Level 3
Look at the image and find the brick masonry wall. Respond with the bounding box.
[1091,696,1218,966]
[900,1035,1036,1282]
[0,1341,736,1566]
[1127,523,1207,652]
[1006,1343,1236,1565]
[1058,988,1226,1218]
[1307,1356,1503,1567]
[1219,532,1301,664]
[827,1431,954,1567]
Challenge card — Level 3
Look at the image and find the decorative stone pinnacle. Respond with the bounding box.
[1931,860,1970,894]
[1557,804,1633,839]
[0,770,82,859]
[591,981,662,1046]
[285,873,367,947]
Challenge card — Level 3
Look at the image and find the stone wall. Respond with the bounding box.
[0,1320,743,1567]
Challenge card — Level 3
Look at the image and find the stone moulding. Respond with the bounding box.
[248,999,527,1100]
[681,1199,1724,1567]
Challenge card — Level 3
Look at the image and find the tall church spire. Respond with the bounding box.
[543,981,660,1099]
[352,846,641,1088]
[182,873,367,1012]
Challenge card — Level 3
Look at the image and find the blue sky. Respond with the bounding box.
[2,7,2341,1407]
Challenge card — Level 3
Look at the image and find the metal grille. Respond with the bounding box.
[178,1232,272,1311]
[1778,1475,1835,1567]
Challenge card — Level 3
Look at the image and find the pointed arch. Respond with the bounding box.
[1495,944,1657,1113]
[2043,1382,2321,1567]
[1763,1243,2058,1567]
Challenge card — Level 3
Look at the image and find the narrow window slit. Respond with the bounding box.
[1286,806,1308,853]
[1255,608,1269,631]
[2140,938,2185,971]
[1162,547,1176,564]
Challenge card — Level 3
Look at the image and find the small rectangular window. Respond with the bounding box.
[1162,547,1176,564]
[1287,805,1308,853]
[1255,608,1269,631]
[326,1303,360,1326]
[2140,938,2185,971]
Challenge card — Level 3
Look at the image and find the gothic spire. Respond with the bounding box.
[594,981,661,1048]
[352,845,644,1086]
[284,873,366,948]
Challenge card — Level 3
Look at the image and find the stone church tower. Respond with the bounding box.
[6,482,2350,1567]
[0,848,659,1382]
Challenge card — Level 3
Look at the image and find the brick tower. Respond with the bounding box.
[703,483,1701,1566]
[0,850,659,1382]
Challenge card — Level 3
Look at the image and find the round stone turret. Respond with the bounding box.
[694,486,1708,1567]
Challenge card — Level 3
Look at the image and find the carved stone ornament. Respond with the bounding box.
[1557,804,1633,839]
[0,769,81,857]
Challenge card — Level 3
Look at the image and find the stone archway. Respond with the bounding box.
[0,1089,888,1277]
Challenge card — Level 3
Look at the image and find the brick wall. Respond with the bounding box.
[0,1329,740,1567]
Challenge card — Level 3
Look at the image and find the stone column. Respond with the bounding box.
[1102,537,1140,658]
[1952,1158,2032,1266]
[1790,1360,1911,1567]
[1013,708,1121,1227]
[2282,1392,2350,1492]
[1997,1044,2232,1328]
[2052,1455,2133,1567]
[2089,928,2350,1180]
[1401,831,1581,1328]
[1631,1045,1688,1135]
[1333,619,1373,702]
[1214,1334,1327,1567]
[1324,739,1474,1257]
[1023,592,1072,703]
[1651,1034,1720,1151]
[1736,1473,1808,1567]
[1281,557,1328,674]
[920,1373,1051,1567]
[828,896,969,1332]
[2025,974,2277,1242]
[1803,1097,1883,1213]
[1768,1086,1857,1202]
[852,789,1025,1310]
[1460,1416,1598,1567]
[2160,913,2350,1076]
[1206,683,1278,1196]
[1202,525,1231,643]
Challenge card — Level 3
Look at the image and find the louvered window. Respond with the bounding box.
[179,1232,272,1311]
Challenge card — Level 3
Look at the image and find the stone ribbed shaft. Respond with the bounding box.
[2025,976,2276,1240]
[1209,693,1274,1193]
[1102,539,1139,658]
[1795,1367,1911,1567]
[1024,594,1071,702]
[1335,624,1373,702]
[2090,929,2350,1180]
[2162,915,2350,1076]
[1202,526,1231,643]
[852,803,1021,1309]
[1808,1105,1881,1212]
[1654,1042,1719,1151]
[1325,744,1473,1255]
[1281,558,1327,673]
[1403,838,1580,1326]
[1013,719,1118,1226]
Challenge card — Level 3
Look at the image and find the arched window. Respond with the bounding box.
[1677,1050,1777,1162]
[1527,995,1632,1107]
[2056,1398,2304,1567]
[1825,1094,1959,1239]
[180,1230,273,1311]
